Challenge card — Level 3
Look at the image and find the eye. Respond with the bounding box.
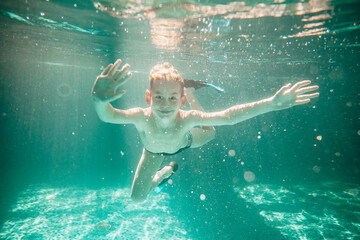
[170,96,177,101]
[155,96,162,100]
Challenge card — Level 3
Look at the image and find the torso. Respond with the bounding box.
[136,108,191,154]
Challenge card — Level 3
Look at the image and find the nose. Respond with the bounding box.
[160,99,171,107]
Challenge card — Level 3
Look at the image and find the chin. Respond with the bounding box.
[159,113,177,121]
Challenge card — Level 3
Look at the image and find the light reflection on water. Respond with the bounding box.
[1,0,358,64]
[2,182,359,239]
[234,182,360,239]
[0,185,189,239]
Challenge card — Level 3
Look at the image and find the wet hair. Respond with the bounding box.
[149,62,184,95]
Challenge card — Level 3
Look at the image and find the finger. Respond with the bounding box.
[120,63,130,72]
[295,99,310,105]
[109,59,122,77]
[108,90,126,102]
[102,64,113,75]
[295,85,319,94]
[114,64,131,80]
[277,83,291,95]
[289,80,311,92]
[116,89,126,96]
[115,72,132,86]
[297,92,319,99]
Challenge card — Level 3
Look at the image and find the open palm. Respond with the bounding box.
[92,59,132,103]
[271,80,319,111]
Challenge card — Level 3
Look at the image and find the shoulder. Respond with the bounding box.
[141,107,153,120]
[181,109,205,118]
[112,107,148,125]
[120,107,147,117]
[179,109,205,127]
[132,107,152,130]
[180,109,229,127]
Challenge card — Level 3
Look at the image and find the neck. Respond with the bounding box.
[153,114,177,130]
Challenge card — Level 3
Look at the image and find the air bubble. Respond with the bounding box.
[313,165,321,173]
[57,83,72,98]
[228,149,235,157]
[244,171,255,182]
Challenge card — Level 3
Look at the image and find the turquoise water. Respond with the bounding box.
[0,0,359,239]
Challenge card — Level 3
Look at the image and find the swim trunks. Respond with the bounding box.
[147,131,193,156]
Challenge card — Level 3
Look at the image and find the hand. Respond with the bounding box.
[91,59,132,102]
[271,80,319,111]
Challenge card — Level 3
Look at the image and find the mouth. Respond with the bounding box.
[158,110,172,114]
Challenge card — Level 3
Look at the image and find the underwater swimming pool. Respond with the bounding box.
[0,0,359,239]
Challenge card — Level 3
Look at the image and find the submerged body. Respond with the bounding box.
[92,59,319,202]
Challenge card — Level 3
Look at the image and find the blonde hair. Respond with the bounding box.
[149,62,184,94]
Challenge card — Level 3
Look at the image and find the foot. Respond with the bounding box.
[158,162,178,187]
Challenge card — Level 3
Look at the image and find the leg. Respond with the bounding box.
[149,162,176,191]
[131,148,168,202]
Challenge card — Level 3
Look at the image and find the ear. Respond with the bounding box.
[181,94,186,108]
[145,90,151,105]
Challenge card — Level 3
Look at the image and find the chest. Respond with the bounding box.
[138,118,189,150]
[144,124,184,143]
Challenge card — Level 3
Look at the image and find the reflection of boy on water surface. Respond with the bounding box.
[91,59,319,202]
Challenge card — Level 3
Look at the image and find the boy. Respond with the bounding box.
[91,59,319,203]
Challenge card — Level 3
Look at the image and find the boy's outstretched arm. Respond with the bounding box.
[91,59,143,125]
[187,80,319,127]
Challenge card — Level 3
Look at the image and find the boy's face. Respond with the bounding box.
[146,79,186,119]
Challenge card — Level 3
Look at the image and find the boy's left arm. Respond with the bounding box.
[186,80,319,127]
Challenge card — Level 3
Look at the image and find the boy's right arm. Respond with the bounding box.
[92,59,144,125]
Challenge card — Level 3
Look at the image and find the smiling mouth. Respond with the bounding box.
[159,110,172,114]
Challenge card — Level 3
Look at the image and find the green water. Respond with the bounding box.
[0,0,359,239]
